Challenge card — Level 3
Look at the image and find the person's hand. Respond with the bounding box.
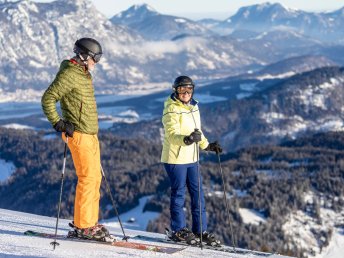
[183,129,202,145]
[53,119,75,137]
[205,141,222,154]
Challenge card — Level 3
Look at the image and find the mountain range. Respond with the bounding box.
[201,66,344,150]
[110,4,212,41]
[101,64,344,151]
[214,2,344,42]
[0,0,344,93]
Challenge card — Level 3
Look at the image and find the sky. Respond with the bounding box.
[34,0,344,20]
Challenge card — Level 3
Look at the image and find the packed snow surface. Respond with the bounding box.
[0,208,291,257]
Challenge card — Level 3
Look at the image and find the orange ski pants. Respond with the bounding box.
[62,132,102,229]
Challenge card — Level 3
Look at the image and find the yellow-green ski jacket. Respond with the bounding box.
[161,94,209,164]
[41,59,98,135]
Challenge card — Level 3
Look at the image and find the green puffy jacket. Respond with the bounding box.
[161,94,209,164]
[41,59,98,135]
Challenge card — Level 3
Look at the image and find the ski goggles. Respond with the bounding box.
[176,85,194,94]
[91,53,102,63]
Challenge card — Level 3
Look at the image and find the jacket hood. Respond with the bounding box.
[59,59,89,77]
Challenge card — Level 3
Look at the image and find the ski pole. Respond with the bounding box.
[100,164,129,241]
[216,149,236,252]
[190,110,204,249]
[195,139,203,250]
[50,137,68,250]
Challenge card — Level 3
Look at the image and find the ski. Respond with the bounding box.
[133,233,273,257]
[24,230,184,254]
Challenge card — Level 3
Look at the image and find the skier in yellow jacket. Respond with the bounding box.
[161,75,223,246]
[41,38,108,241]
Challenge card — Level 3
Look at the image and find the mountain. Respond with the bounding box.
[217,2,344,43]
[111,4,212,40]
[0,0,268,92]
[197,18,221,30]
[148,131,344,258]
[246,55,337,80]
[201,66,344,150]
[0,0,343,95]
[229,29,323,64]
[0,0,142,90]
[1,128,344,257]
[110,4,159,25]
[93,57,338,148]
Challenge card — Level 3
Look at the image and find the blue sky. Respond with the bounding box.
[35,0,344,19]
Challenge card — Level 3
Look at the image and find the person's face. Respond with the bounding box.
[176,85,194,103]
[87,57,96,71]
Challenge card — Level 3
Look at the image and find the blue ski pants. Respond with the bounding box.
[164,162,207,233]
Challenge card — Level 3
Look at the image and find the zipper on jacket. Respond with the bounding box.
[79,102,83,125]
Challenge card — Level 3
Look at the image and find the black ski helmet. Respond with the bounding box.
[73,38,102,63]
[172,75,195,92]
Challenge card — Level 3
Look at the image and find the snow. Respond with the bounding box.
[193,94,227,103]
[297,80,339,111]
[261,112,286,124]
[0,89,43,102]
[236,92,252,99]
[102,196,160,231]
[239,83,256,91]
[315,229,344,258]
[0,158,15,182]
[156,94,227,104]
[256,72,296,80]
[175,18,186,23]
[238,208,267,225]
[98,106,140,126]
[283,191,344,258]
[0,208,289,258]
[43,133,58,140]
[262,114,344,138]
[1,123,35,130]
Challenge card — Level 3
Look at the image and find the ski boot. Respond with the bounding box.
[194,231,221,247]
[169,228,200,246]
[68,222,116,242]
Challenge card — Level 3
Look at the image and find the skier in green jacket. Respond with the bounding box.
[41,38,109,241]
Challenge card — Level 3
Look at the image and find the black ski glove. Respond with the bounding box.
[53,119,75,137]
[183,130,202,145]
[205,141,223,154]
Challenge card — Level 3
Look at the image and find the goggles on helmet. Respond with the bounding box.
[86,51,102,63]
[176,85,194,94]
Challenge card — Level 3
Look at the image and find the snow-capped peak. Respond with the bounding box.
[111,3,159,25]
[132,3,157,12]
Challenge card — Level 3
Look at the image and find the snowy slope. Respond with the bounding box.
[0,208,291,258]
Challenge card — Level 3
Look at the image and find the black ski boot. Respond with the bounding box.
[170,228,200,246]
[195,231,221,247]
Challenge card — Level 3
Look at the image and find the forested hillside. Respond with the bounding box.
[0,128,343,257]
